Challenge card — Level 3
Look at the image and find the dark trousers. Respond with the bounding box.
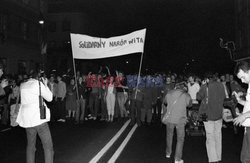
[75,98,86,122]
[46,97,56,121]
[241,127,250,163]
[130,99,142,125]
[26,123,54,163]
[0,104,9,125]
[114,97,119,118]
[100,97,107,119]
[141,101,152,123]
[152,98,162,123]
[55,98,65,120]
[89,93,99,117]
[166,123,185,160]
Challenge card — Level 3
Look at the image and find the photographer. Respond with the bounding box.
[197,73,226,163]
[233,60,250,163]
[16,71,54,163]
[162,84,192,163]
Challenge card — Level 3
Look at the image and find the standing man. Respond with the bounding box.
[141,75,153,125]
[75,76,87,124]
[234,60,250,163]
[116,71,128,118]
[16,71,54,163]
[88,74,100,120]
[129,76,144,126]
[163,84,192,163]
[187,74,200,104]
[55,75,66,122]
[197,73,226,163]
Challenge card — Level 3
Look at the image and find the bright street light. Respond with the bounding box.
[39,20,44,25]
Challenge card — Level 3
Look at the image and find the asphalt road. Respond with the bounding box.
[118,124,243,163]
[0,119,244,163]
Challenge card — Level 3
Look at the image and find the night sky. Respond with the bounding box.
[66,0,236,75]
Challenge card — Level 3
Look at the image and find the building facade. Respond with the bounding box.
[0,0,45,74]
[46,0,94,75]
[235,0,250,61]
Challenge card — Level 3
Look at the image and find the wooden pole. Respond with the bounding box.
[135,52,144,99]
[72,58,80,100]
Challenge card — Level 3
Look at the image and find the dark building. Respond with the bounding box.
[235,0,250,61]
[46,0,94,74]
[0,0,46,74]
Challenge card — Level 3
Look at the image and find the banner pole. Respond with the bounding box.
[72,57,80,101]
[135,52,144,99]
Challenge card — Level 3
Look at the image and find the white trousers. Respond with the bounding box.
[203,119,222,162]
[106,93,116,116]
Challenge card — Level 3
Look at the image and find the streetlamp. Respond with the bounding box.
[39,12,46,71]
[38,12,45,25]
[219,38,236,61]
[39,20,44,25]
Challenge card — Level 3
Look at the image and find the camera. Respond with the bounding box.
[38,70,46,83]
[200,113,208,122]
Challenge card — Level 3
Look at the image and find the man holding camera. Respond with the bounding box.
[16,71,54,163]
[197,73,226,163]
[234,60,250,163]
[163,84,192,163]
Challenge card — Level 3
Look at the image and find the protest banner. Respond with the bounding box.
[70,29,146,59]
[70,29,146,100]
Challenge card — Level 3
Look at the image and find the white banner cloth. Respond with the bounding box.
[70,29,146,59]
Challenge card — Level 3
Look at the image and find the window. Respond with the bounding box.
[62,20,70,32]
[0,14,8,43]
[238,0,243,12]
[22,0,31,5]
[48,21,56,32]
[62,40,70,48]
[48,41,56,48]
[21,21,29,40]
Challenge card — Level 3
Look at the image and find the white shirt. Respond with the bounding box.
[12,86,20,98]
[242,83,250,127]
[48,82,56,96]
[107,84,114,94]
[222,82,229,98]
[187,82,200,104]
[55,81,66,99]
[16,79,53,128]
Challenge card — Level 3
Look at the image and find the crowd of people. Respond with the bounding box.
[1,62,250,163]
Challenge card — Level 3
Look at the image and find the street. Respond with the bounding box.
[0,119,244,163]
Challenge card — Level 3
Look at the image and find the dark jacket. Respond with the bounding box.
[143,87,153,105]
[77,82,87,99]
[130,87,144,101]
[197,80,226,121]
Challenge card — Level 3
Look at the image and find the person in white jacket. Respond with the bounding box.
[16,71,53,163]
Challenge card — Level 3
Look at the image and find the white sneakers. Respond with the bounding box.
[57,119,65,122]
[165,154,171,158]
[175,159,184,163]
[165,153,183,163]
